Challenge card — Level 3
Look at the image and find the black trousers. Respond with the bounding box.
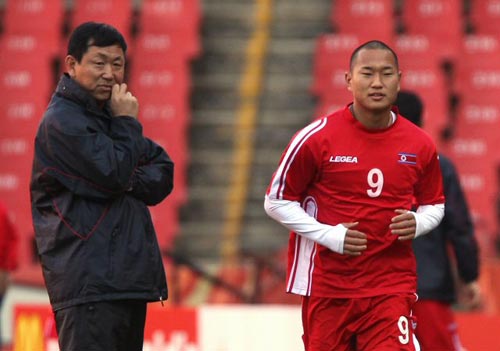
[54,300,147,351]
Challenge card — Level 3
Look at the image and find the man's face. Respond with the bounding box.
[346,48,401,113]
[66,44,125,104]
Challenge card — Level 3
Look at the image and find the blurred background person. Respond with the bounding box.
[0,200,18,347]
[395,90,482,351]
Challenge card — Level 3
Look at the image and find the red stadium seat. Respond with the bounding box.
[453,122,498,152]
[460,34,500,62]
[0,57,53,107]
[0,137,34,171]
[0,97,46,139]
[454,35,500,95]
[138,93,189,126]
[446,134,498,179]
[394,34,442,69]
[0,62,45,226]
[313,66,352,101]
[311,33,362,98]
[0,33,60,95]
[134,32,197,63]
[445,34,500,249]
[453,94,500,156]
[3,0,64,35]
[70,0,133,44]
[460,89,500,110]
[128,58,191,206]
[0,93,45,122]
[129,59,191,101]
[135,86,190,176]
[401,0,463,62]
[400,65,448,141]
[131,61,191,200]
[0,55,46,242]
[455,67,500,94]
[3,0,64,56]
[137,0,202,59]
[130,1,199,221]
[394,34,450,140]
[444,135,498,237]
[0,33,56,61]
[0,56,55,239]
[469,0,500,35]
[330,0,395,44]
[138,0,201,34]
[0,142,36,271]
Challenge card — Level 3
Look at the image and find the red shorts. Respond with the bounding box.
[301,294,420,351]
[413,300,463,351]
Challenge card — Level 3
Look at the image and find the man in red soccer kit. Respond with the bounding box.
[264,41,445,351]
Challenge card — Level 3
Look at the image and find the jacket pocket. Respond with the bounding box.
[106,227,119,279]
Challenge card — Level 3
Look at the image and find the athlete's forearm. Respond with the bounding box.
[264,196,346,253]
[411,203,445,237]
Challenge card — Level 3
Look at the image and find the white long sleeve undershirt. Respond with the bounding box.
[411,203,445,237]
[264,196,445,254]
[264,196,347,253]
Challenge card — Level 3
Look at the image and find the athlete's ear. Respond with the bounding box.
[65,55,77,78]
[345,71,353,92]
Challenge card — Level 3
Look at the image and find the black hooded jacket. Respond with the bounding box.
[413,154,479,303]
[30,74,173,311]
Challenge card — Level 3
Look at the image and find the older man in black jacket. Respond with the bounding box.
[30,22,174,351]
[395,91,481,351]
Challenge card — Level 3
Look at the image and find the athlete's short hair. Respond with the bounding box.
[67,21,127,62]
[349,40,399,71]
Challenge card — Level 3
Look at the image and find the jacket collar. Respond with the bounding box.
[55,74,113,118]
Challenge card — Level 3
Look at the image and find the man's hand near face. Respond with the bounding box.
[110,83,139,119]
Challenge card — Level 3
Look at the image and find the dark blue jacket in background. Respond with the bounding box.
[413,154,479,303]
[30,74,173,311]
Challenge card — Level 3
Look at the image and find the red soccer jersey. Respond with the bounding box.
[267,105,444,298]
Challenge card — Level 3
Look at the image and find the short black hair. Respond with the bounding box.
[67,22,127,62]
[349,40,399,71]
[395,90,424,127]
